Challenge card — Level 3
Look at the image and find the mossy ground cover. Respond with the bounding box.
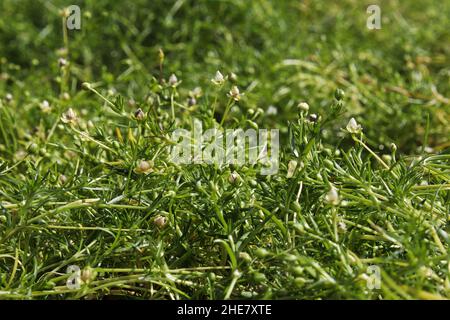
[0,0,449,299]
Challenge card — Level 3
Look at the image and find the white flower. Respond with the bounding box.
[61,108,78,124]
[325,186,340,205]
[346,117,362,134]
[337,220,347,233]
[134,160,154,174]
[168,74,179,86]
[59,174,68,185]
[211,70,225,85]
[228,85,241,101]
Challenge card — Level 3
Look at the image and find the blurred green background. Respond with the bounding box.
[1,0,449,153]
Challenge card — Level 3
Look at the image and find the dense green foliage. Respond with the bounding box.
[0,0,449,299]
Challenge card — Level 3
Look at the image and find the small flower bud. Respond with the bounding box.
[61,92,71,100]
[154,215,167,229]
[239,252,252,262]
[346,117,362,134]
[26,142,38,153]
[5,93,13,102]
[382,154,392,164]
[81,82,92,90]
[390,143,397,152]
[233,269,242,278]
[297,102,309,112]
[128,98,136,107]
[334,88,345,101]
[325,186,340,205]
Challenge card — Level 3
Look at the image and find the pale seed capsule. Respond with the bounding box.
[239,252,252,262]
[390,143,397,152]
[334,88,345,101]
[154,215,167,229]
[229,86,241,101]
[59,174,68,185]
[229,72,238,82]
[211,70,225,85]
[134,160,153,174]
[252,272,266,283]
[61,92,71,100]
[81,82,92,90]
[158,48,164,64]
[255,248,270,258]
